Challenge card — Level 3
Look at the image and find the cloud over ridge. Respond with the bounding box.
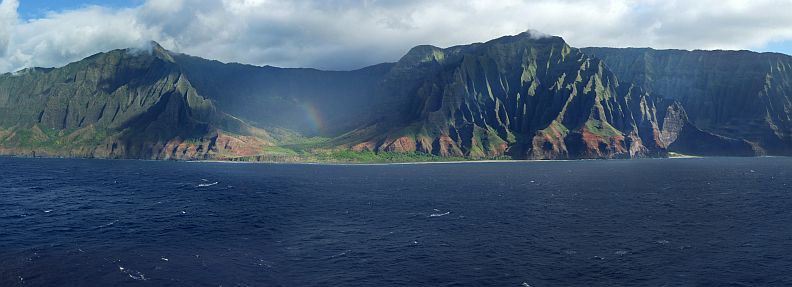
[1,0,792,73]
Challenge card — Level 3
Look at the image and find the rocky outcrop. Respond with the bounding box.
[656,101,757,156]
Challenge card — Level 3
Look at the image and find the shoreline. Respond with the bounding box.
[189,158,582,165]
[1,153,782,166]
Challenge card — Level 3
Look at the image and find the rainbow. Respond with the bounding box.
[300,102,324,133]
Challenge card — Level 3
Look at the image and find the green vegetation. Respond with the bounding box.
[543,120,569,140]
[308,150,468,163]
[261,145,299,155]
[223,149,485,163]
[0,126,112,151]
[584,119,622,137]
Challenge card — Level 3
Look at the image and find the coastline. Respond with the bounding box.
[4,149,784,166]
[189,158,582,165]
[0,152,752,166]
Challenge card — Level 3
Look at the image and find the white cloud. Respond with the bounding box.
[0,0,18,56]
[1,0,792,73]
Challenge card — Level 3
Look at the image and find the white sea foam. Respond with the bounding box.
[327,250,351,259]
[429,211,450,217]
[197,181,218,187]
[257,259,273,268]
[615,250,628,255]
[129,273,145,281]
[119,266,147,281]
[98,220,119,229]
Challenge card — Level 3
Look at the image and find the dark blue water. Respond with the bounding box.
[1,157,791,286]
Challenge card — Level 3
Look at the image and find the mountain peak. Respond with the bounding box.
[149,41,175,63]
[517,29,554,39]
[395,45,447,69]
[488,31,566,46]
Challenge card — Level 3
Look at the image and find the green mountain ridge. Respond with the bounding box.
[0,42,273,160]
[338,34,755,159]
[582,47,792,155]
[0,34,788,162]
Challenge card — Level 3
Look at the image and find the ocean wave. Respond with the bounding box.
[118,266,147,281]
[327,250,351,259]
[97,220,119,229]
[197,181,219,187]
[429,211,450,217]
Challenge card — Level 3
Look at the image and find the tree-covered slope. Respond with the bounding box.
[582,47,792,155]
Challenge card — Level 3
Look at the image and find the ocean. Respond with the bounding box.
[1,157,791,286]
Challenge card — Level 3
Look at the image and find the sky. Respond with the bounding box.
[1,0,792,73]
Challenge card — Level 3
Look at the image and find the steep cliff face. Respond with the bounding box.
[344,34,669,159]
[582,47,792,155]
[0,42,272,159]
